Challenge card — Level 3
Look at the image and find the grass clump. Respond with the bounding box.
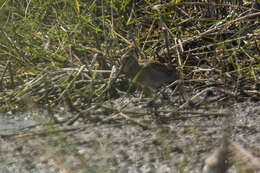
[0,0,259,112]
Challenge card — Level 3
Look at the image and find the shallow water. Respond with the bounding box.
[0,113,36,135]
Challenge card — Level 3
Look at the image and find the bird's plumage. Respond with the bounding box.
[121,52,178,89]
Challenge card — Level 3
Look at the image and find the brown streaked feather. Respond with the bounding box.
[121,53,179,89]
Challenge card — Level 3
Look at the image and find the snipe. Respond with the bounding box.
[121,51,179,89]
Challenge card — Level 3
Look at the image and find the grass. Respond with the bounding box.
[0,0,259,112]
[0,1,259,172]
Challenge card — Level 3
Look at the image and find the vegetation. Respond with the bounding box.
[0,1,259,172]
[0,0,259,112]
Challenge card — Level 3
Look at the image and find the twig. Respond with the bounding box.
[58,65,85,100]
[159,11,260,56]
[119,112,150,129]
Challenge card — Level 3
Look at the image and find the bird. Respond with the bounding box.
[121,50,179,89]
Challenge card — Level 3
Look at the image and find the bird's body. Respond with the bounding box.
[121,53,178,89]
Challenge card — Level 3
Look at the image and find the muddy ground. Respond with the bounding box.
[0,91,259,173]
